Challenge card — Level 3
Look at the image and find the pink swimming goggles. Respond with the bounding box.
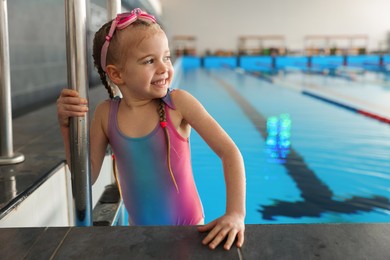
[100,8,157,71]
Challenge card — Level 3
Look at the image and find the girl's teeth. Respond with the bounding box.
[153,80,165,85]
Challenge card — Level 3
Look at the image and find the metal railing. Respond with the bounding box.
[0,0,25,165]
[64,0,121,226]
[65,0,92,226]
[107,0,121,19]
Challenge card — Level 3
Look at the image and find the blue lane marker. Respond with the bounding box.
[302,91,358,113]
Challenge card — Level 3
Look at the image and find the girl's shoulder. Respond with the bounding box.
[169,89,191,104]
[95,98,112,111]
[93,99,112,121]
[92,99,113,136]
[169,89,201,111]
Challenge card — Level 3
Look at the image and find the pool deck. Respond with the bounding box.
[1,223,390,259]
[1,85,390,259]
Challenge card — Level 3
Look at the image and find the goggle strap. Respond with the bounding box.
[100,8,156,71]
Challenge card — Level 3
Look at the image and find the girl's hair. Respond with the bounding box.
[92,20,115,99]
[92,19,160,98]
[93,17,178,192]
[158,99,179,193]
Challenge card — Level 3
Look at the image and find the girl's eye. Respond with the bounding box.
[145,59,154,64]
[164,56,171,62]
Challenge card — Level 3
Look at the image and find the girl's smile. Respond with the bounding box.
[151,78,169,88]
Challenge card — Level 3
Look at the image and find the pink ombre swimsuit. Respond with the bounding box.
[108,89,204,225]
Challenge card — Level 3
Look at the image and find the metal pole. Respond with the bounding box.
[0,0,24,165]
[65,0,92,226]
[107,0,121,19]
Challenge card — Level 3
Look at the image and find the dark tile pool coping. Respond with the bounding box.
[1,224,390,259]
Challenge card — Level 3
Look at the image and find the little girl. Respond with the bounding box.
[57,8,245,250]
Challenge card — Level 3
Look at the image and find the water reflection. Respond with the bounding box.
[266,113,292,163]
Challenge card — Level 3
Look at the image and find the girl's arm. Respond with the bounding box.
[57,89,108,184]
[172,89,246,250]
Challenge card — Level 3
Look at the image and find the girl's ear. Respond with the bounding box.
[106,65,124,85]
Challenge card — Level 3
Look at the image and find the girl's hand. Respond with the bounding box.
[57,89,88,128]
[197,214,245,250]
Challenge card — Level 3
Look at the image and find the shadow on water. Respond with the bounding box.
[260,149,390,220]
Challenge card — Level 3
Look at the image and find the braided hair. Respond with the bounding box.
[158,99,179,193]
[92,20,115,98]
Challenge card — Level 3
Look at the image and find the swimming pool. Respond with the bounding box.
[178,67,390,224]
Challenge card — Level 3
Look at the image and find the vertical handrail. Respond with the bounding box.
[107,0,121,19]
[65,0,92,226]
[0,0,24,165]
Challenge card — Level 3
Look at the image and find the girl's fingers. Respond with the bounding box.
[236,230,245,248]
[224,229,238,250]
[56,89,88,128]
[61,88,80,97]
[58,105,88,118]
[208,227,230,250]
[58,89,87,105]
[63,104,89,113]
[198,217,245,250]
[201,224,222,247]
[57,104,88,127]
[58,96,87,106]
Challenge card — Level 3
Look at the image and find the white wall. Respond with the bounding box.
[0,156,114,227]
[0,167,73,227]
[160,0,390,55]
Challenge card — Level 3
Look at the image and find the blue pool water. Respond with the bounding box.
[178,68,390,224]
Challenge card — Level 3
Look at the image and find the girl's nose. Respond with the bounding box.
[157,61,168,74]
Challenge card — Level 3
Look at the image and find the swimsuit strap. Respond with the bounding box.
[161,88,176,110]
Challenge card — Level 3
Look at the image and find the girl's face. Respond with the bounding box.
[118,28,173,101]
